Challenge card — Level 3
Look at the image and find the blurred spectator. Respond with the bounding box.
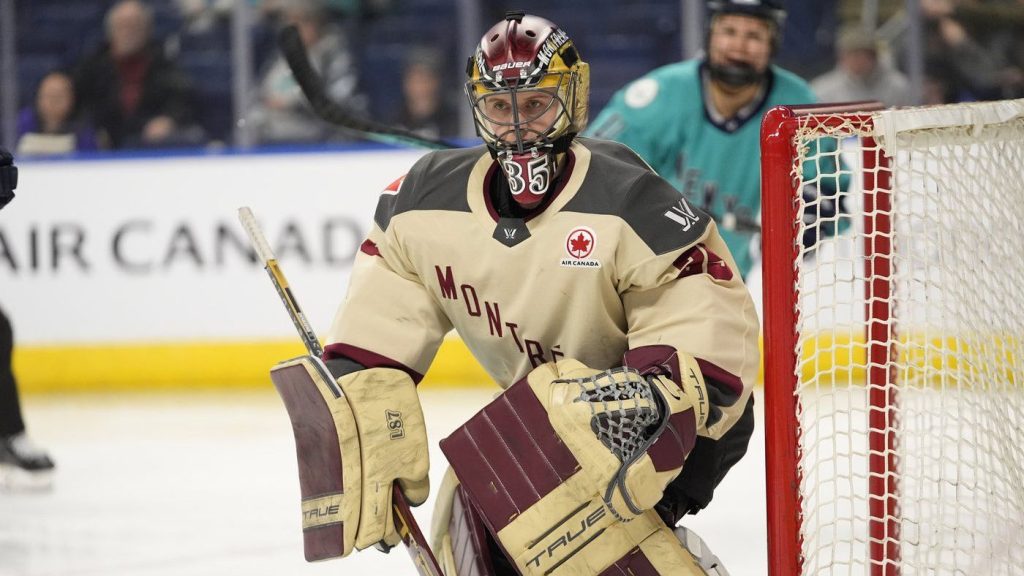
[906,0,1010,102]
[175,0,234,33]
[775,0,841,80]
[16,71,106,156]
[246,0,369,145]
[74,0,203,149]
[260,0,394,20]
[173,0,386,31]
[941,0,1024,99]
[923,60,960,105]
[811,26,913,108]
[391,47,460,140]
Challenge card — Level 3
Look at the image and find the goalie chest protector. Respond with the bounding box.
[358,137,715,388]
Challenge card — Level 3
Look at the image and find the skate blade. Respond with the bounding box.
[0,463,55,493]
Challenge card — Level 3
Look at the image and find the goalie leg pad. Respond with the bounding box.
[270,356,362,561]
[674,526,731,576]
[598,520,714,576]
[439,362,584,538]
[441,358,712,575]
[432,472,504,576]
[430,468,504,576]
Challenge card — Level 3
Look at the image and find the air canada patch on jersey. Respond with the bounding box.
[560,226,601,268]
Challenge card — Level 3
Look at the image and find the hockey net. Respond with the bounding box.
[760,99,1024,576]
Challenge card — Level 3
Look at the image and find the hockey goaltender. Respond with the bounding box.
[267,10,759,576]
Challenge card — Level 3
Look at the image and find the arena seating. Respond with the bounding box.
[14,0,682,146]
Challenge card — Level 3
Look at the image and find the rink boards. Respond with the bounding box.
[1,145,880,393]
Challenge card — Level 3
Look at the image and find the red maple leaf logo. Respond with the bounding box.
[570,233,590,254]
[568,231,593,258]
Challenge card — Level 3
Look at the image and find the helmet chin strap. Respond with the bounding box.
[708,61,766,88]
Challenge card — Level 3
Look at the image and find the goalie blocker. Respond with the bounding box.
[439,346,716,575]
[269,356,430,561]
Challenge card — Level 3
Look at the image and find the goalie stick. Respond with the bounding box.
[237,207,445,576]
[277,25,458,151]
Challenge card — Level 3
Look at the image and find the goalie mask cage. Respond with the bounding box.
[760,99,1024,576]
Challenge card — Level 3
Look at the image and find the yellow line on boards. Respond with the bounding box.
[16,332,999,394]
[12,338,492,394]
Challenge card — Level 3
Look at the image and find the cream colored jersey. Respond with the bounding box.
[325,137,758,442]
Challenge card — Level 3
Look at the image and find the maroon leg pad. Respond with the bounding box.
[439,377,580,535]
[598,547,661,576]
[448,485,499,576]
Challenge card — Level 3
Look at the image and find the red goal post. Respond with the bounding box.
[759,99,1024,575]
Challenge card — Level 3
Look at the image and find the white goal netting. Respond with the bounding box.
[777,99,1024,575]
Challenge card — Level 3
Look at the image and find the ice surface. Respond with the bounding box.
[0,387,767,576]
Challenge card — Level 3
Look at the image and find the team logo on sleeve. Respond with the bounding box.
[664,196,701,231]
[560,227,601,268]
[624,78,659,109]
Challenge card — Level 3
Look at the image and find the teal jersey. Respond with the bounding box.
[586,59,843,277]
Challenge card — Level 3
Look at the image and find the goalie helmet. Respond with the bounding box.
[466,11,590,208]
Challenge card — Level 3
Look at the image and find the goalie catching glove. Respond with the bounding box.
[270,356,429,561]
[546,357,708,520]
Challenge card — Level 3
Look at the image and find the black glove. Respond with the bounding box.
[0,147,17,211]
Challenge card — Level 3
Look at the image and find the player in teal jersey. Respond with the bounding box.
[586,0,848,279]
